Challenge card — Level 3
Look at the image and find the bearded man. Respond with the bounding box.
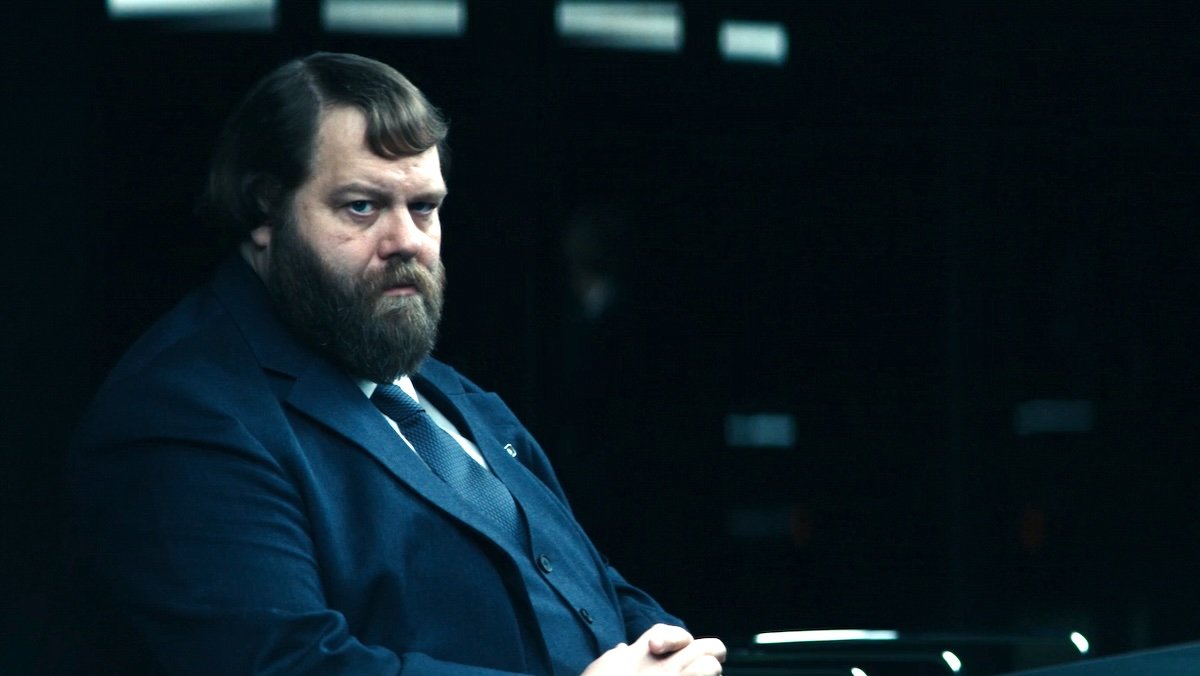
[62,53,725,676]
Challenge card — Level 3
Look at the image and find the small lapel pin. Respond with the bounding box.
[504,443,517,458]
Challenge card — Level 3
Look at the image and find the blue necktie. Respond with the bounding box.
[371,383,525,544]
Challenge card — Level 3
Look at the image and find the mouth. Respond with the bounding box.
[382,284,419,297]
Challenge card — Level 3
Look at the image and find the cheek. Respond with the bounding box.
[421,225,443,260]
[313,236,378,278]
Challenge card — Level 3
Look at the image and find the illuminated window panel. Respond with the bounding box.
[106,0,276,30]
[718,20,788,65]
[754,629,899,645]
[322,0,466,36]
[556,1,683,53]
[725,413,796,449]
[1013,399,1095,435]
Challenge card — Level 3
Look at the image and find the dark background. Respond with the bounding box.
[3,0,1198,671]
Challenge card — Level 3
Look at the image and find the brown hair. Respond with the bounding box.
[201,52,448,239]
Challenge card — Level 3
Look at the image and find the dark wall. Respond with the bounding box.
[2,1,105,669]
[3,1,1198,671]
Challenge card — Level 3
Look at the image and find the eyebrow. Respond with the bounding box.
[328,181,448,204]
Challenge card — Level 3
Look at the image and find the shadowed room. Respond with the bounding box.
[2,1,1198,673]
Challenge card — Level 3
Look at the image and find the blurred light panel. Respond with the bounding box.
[323,0,465,36]
[942,651,963,672]
[1070,632,1090,654]
[556,1,683,52]
[1014,399,1095,435]
[726,506,791,539]
[107,0,275,28]
[725,413,795,448]
[719,20,788,65]
[850,669,870,676]
[754,630,898,645]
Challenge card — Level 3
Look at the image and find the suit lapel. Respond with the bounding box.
[414,374,570,525]
[412,374,523,479]
[287,368,524,549]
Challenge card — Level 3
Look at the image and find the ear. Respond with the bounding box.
[241,223,274,281]
[249,223,273,249]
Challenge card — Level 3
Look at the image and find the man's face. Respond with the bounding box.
[248,106,449,382]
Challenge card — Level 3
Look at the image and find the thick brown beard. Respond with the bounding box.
[264,221,445,383]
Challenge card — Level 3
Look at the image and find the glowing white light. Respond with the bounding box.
[323,0,466,36]
[850,669,869,676]
[107,0,272,18]
[718,20,788,65]
[942,651,962,672]
[1070,632,1090,654]
[753,629,899,645]
[557,1,683,52]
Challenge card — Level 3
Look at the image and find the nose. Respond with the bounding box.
[376,209,426,261]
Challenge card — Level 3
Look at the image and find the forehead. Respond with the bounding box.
[309,106,443,189]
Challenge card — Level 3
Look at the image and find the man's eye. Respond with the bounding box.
[347,200,376,216]
[410,201,438,216]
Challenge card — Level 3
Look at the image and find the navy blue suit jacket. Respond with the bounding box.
[65,256,680,675]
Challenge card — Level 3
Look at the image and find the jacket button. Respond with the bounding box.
[578,607,594,624]
[537,554,553,574]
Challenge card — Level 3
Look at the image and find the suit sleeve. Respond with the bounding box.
[67,390,534,676]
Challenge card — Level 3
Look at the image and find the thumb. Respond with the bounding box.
[644,624,694,655]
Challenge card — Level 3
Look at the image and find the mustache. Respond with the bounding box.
[367,260,439,295]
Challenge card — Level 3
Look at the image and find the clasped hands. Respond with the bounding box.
[582,624,726,676]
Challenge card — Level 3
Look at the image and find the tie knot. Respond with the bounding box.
[371,383,424,423]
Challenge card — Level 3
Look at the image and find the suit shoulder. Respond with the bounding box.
[77,284,274,449]
[417,357,488,395]
[108,285,255,389]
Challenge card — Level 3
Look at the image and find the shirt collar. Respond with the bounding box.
[358,375,421,403]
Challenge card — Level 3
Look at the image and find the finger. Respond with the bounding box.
[642,624,694,655]
[689,637,727,662]
[681,654,724,676]
[668,637,727,667]
[579,642,633,676]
